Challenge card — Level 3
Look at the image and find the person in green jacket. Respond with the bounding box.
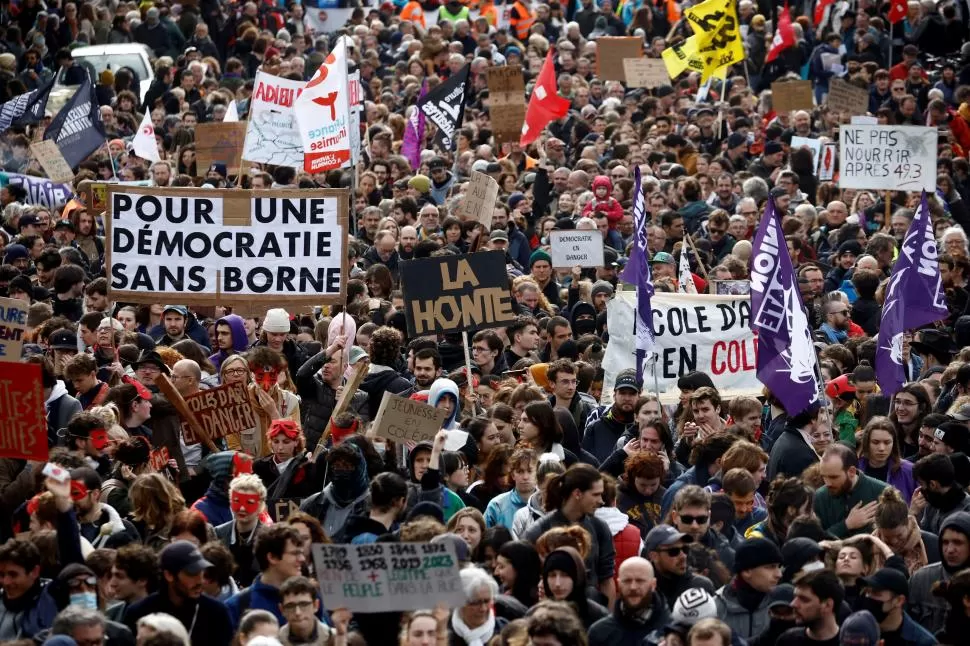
[816,443,887,538]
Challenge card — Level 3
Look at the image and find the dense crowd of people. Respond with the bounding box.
[5,0,970,645]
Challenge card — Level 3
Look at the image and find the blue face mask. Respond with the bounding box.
[70,592,98,610]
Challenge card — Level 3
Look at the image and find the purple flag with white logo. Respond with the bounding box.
[749,197,820,415]
[876,191,949,396]
[619,166,654,383]
[401,81,427,170]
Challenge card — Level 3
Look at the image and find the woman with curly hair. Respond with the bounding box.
[616,451,666,538]
[129,473,187,550]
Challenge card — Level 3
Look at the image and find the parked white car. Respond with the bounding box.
[48,43,155,112]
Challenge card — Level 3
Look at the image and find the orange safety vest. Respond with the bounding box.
[478,1,498,26]
[509,0,535,39]
[401,0,426,28]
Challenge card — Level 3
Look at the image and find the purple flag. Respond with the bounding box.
[401,81,427,170]
[619,166,654,383]
[750,197,821,415]
[876,191,949,395]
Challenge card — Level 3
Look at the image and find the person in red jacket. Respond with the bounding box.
[596,474,643,584]
[582,176,624,228]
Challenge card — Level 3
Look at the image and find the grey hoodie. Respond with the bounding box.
[512,490,545,539]
[908,511,970,634]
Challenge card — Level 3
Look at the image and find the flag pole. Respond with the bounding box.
[888,22,893,68]
[105,139,118,180]
[684,233,710,280]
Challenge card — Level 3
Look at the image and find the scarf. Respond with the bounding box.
[820,323,848,343]
[732,576,767,612]
[1,579,43,614]
[874,517,927,575]
[450,609,495,646]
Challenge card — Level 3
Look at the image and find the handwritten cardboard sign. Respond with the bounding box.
[598,37,643,82]
[0,362,49,462]
[827,78,869,116]
[771,80,814,113]
[268,498,303,522]
[311,542,463,613]
[30,140,75,184]
[194,122,247,177]
[149,446,170,471]
[400,251,516,336]
[373,393,448,444]
[460,171,499,228]
[622,58,669,88]
[487,66,526,145]
[550,231,606,268]
[0,297,28,362]
[180,382,259,445]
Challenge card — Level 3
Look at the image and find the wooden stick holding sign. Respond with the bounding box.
[684,233,710,281]
[311,359,370,460]
[155,373,219,452]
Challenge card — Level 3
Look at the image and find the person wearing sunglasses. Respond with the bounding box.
[644,525,714,611]
[670,486,736,573]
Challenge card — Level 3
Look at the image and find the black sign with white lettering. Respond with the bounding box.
[417,64,469,151]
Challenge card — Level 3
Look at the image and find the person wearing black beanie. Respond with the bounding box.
[542,546,609,628]
[713,537,783,640]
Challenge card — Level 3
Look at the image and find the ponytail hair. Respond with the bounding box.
[543,463,602,511]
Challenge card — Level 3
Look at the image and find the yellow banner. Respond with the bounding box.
[662,0,745,82]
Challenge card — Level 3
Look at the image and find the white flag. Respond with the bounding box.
[224,100,239,122]
[132,110,160,163]
[679,250,697,293]
[294,37,352,173]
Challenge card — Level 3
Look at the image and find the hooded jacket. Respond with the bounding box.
[616,477,664,538]
[909,512,970,634]
[595,506,643,577]
[47,380,81,448]
[484,486,532,530]
[582,405,637,464]
[511,490,545,539]
[582,176,624,225]
[208,315,249,372]
[150,312,212,352]
[360,362,414,419]
[588,589,671,646]
[428,378,460,430]
[542,547,609,629]
[715,578,772,640]
[918,485,970,535]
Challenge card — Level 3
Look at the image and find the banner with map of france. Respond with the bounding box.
[242,71,305,169]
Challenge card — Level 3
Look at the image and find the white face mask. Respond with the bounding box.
[70,592,98,610]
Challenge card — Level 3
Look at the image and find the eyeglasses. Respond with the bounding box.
[894,399,918,407]
[472,346,491,354]
[679,514,708,525]
[832,309,850,316]
[224,368,248,377]
[282,600,314,612]
[136,364,161,374]
[708,228,726,236]
[68,576,98,590]
[658,546,685,557]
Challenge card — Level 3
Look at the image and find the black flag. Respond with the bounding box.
[44,76,106,169]
[417,64,469,152]
[9,77,55,129]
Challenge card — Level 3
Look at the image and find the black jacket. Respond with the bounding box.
[359,366,414,419]
[767,426,819,482]
[295,350,368,451]
[588,592,671,646]
[124,590,233,646]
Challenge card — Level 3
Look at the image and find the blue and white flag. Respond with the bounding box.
[619,166,655,384]
[876,191,949,395]
[750,196,820,414]
[44,76,106,170]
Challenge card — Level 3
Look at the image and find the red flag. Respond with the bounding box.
[814,0,835,26]
[888,0,907,23]
[767,4,795,63]
[519,50,571,147]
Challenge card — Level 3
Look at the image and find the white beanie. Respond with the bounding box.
[671,588,718,626]
[262,308,291,333]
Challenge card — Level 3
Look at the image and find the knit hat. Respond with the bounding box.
[2,243,28,264]
[839,611,880,646]
[508,192,526,210]
[408,174,431,193]
[591,280,614,299]
[935,422,970,453]
[407,501,445,523]
[529,249,552,267]
[543,547,581,579]
[734,537,784,573]
[430,532,470,564]
[262,308,291,334]
[99,69,115,85]
[782,537,825,582]
[671,588,718,626]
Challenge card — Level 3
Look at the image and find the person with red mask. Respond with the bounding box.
[214,473,269,587]
[253,419,323,502]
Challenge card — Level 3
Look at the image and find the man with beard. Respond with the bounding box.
[588,557,670,646]
[296,334,368,452]
[909,511,970,634]
[818,300,852,344]
[124,541,234,645]
[940,254,970,322]
[814,444,887,538]
[714,538,783,640]
[69,467,140,549]
[767,404,828,481]
[750,585,798,646]
[778,570,843,646]
[856,568,936,646]
[644,525,714,609]
[582,369,639,463]
[412,348,440,390]
[399,225,418,260]
[912,453,970,535]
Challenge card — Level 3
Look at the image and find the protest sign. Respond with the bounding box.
[195,122,247,177]
[487,66,525,145]
[400,251,516,337]
[790,136,821,172]
[372,393,448,444]
[0,173,72,208]
[0,362,49,462]
[460,171,499,228]
[771,80,813,113]
[827,79,869,115]
[179,382,259,445]
[294,37,352,173]
[44,77,105,169]
[601,291,760,404]
[838,124,937,192]
[242,71,305,169]
[268,498,303,522]
[597,37,643,82]
[819,142,837,181]
[30,140,75,184]
[622,58,669,88]
[311,542,463,613]
[0,297,28,362]
[106,186,349,308]
[550,231,605,268]
[149,446,170,472]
